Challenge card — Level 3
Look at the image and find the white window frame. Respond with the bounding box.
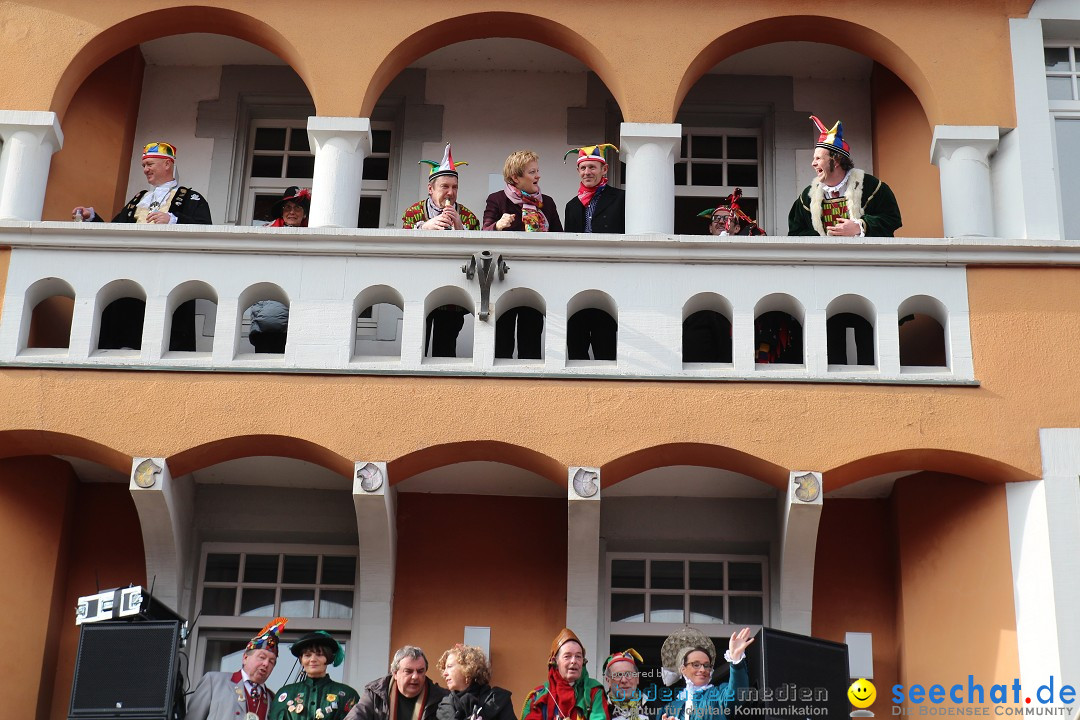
[1045,43,1080,111]
[604,552,770,641]
[676,128,763,199]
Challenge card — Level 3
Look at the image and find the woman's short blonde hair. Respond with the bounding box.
[436,643,491,686]
[503,150,540,185]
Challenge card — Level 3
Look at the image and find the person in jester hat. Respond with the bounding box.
[270,631,360,720]
[603,649,648,720]
[788,115,901,237]
[188,617,287,720]
[563,144,625,234]
[520,628,608,720]
[698,188,765,237]
[401,143,480,230]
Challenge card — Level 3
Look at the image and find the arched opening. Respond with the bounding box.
[898,295,948,368]
[682,293,733,364]
[94,280,146,352]
[567,291,618,362]
[753,294,803,365]
[164,281,218,353]
[494,288,546,361]
[45,15,314,226]
[21,278,76,352]
[423,286,474,360]
[353,285,405,359]
[826,294,876,367]
[237,283,290,356]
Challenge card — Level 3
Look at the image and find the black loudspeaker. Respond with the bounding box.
[69,620,181,720]
[742,627,850,719]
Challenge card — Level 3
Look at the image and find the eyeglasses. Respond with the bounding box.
[685,662,714,671]
[609,671,639,680]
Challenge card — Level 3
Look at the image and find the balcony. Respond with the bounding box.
[5,221,1072,385]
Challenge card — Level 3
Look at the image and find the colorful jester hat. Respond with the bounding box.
[696,187,756,225]
[810,115,850,158]
[420,143,468,181]
[247,617,288,656]
[603,648,644,675]
[142,141,177,161]
[563,143,619,166]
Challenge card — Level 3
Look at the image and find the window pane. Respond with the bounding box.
[239,588,276,616]
[254,127,287,151]
[320,590,354,619]
[612,559,645,588]
[727,136,758,160]
[689,562,724,590]
[204,553,239,582]
[286,155,315,179]
[357,196,382,228]
[244,554,279,583]
[611,593,645,622]
[651,560,684,589]
[321,556,356,585]
[689,595,725,623]
[1056,118,1080,239]
[1047,76,1075,102]
[251,155,283,178]
[728,596,763,625]
[363,157,390,181]
[289,130,310,152]
[728,164,759,187]
[692,164,725,186]
[253,193,280,224]
[729,562,762,591]
[675,162,688,186]
[649,594,684,622]
[1045,47,1071,72]
[372,130,392,154]
[280,588,315,617]
[692,135,725,159]
[201,587,236,615]
[680,134,688,158]
[283,555,317,584]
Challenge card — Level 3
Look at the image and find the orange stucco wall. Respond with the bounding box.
[42,47,144,222]
[812,499,899,716]
[892,472,1019,705]
[871,63,943,238]
[391,494,567,703]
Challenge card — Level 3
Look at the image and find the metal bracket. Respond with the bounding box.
[461,250,509,321]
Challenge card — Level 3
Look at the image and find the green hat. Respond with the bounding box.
[291,631,345,668]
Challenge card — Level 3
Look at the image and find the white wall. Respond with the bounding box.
[127,65,220,204]
[422,69,588,225]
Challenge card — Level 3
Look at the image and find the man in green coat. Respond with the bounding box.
[788,115,902,237]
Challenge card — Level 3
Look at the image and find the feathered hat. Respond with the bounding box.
[697,188,752,222]
[420,143,468,180]
[246,617,288,656]
[142,142,177,161]
[810,115,850,158]
[563,143,618,166]
[272,186,311,218]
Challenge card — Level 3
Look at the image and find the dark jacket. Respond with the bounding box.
[346,675,447,720]
[269,675,360,720]
[435,684,515,720]
[92,186,213,224]
[482,191,562,232]
[563,185,625,233]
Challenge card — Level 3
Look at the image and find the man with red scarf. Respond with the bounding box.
[563,145,625,234]
[521,628,609,720]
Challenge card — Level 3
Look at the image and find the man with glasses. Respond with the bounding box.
[660,628,754,720]
[347,646,446,720]
[604,649,648,720]
[72,141,212,224]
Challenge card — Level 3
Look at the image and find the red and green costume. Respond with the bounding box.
[401,199,480,230]
[520,666,608,720]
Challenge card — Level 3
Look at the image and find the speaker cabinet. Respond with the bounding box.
[69,620,181,720]
[742,627,851,719]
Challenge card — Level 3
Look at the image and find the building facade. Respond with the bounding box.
[1,1,1079,718]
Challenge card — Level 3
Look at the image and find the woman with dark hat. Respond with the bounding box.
[270,631,360,720]
[267,187,311,227]
[434,644,515,720]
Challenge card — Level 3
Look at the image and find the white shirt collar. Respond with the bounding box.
[821,169,852,196]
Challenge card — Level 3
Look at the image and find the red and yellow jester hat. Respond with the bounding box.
[563,143,619,166]
[810,116,850,158]
[603,648,644,675]
[142,142,177,161]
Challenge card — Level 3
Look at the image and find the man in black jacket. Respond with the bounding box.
[347,646,447,720]
[563,144,624,234]
[73,141,211,224]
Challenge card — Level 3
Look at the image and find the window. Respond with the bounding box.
[1045,45,1080,102]
[674,129,762,235]
[1045,45,1080,238]
[243,119,394,228]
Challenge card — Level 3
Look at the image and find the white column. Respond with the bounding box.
[620,122,681,235]
[930,126,1000,238]
[307,117,372,228]
[0,110,63,221]
[776,471,824,635]
[128,457,194,614]
[566,466,602,663]
[1006,430,1080,693]
[352,461,396,686]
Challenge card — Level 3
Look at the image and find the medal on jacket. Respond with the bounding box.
[246,713,259,720]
